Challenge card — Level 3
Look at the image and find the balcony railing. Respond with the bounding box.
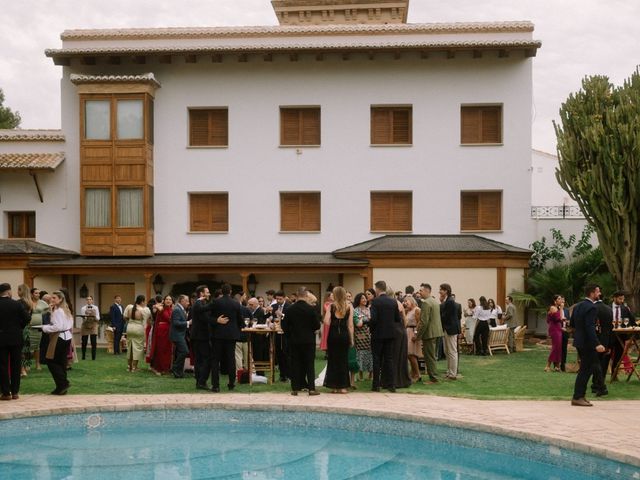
[531,205,585,219]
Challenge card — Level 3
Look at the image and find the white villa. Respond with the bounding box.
[0,0,539,320]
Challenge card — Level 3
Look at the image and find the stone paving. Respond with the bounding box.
[1,392,638,468]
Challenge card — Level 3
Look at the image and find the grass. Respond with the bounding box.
[18,345,640,400]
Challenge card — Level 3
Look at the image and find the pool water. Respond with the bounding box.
[0,409,636,479]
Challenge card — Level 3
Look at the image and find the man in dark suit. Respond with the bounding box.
[281,287,321,396]
[0,283,31,400]
[270,290,291,382]
[247,297,268,370]
[571,284,606,406]
[170,295,191,378]
[210,284,244,392]
[109,295,124,355]
[369,280,401,392]
[609,291,636,378]
[591,292,613,396]
[439,284,460,380]
[191,285,214,390]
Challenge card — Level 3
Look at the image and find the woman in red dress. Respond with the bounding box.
[545,295,564,372]
[148,295,174,375]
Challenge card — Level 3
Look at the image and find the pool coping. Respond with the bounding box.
[1,393,639,469]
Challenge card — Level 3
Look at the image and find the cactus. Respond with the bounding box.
[554,69,640,311]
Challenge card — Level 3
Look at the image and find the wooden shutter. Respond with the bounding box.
[301,109,320,145]
[460,192,480,230]
[281,108,320,145]
[461,191,502,231]
[190,193,228,232]
[209,109,228,146]
[479,191,502,230]
[189,110,210,146]
[280,192,320,231]
[371,107,412,144]
[481,107,501,143]
[189,109,228,146]
[371,192,412,231]
[371,108,391,144]
[461,106,502,144]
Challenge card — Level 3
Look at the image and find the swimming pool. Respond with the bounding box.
[0,408,636,479]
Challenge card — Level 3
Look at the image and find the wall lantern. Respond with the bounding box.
[79,283,89,299]
[247,274,258,296]
[152,274,165,295]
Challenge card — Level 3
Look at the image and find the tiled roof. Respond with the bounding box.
[0,130,65,142]
[46,39,541,58]
[333,235,531,254]
[0,240,76,256]
[70,73,161,88]
[0,152,65,171]
[59,21,535,40]
[30,253,367,267]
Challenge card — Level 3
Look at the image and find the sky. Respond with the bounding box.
[0,0,638,153]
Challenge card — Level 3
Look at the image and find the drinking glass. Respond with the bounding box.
[623,317,629,328]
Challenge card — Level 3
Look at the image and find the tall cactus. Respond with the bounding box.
[554,69,640,311]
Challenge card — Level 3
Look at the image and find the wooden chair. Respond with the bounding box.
[514,325,527,352]
[488,326,510,355]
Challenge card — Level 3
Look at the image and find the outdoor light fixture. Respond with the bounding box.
[79,283,89,298]
[152,274,165,295]
[247,273,258,296]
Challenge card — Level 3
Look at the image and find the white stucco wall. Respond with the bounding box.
[53,49,533,254]
[0,269,25,292]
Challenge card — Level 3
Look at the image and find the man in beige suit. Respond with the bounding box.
[417,283,444,383]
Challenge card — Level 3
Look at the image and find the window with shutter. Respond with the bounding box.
[189,108,228,146]
[8,212,36,239]
[371,107,412,145]
[190,193,229,232]
[280,192,320,232]
[460,105,502,144]
[370,192,412,231]
[460,191,502,231]
[280,108,321,146]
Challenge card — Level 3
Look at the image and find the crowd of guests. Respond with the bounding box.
[542,286,636,406]
[0,283,75,399]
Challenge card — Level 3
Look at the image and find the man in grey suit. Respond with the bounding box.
[170,295,191,378]
[503,295,518,351]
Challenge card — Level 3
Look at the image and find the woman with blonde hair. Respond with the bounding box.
[404,295,422,382]
[29,287,49,371]
[323,286,353,393]
[42,290,73,395]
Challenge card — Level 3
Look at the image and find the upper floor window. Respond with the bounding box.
[460,105,502,144]
[370,191,412,232]
[280,107,321,146]
[7,212,35,239]
[460,191,502,231]
[280,192,321,232]
[189,108,228,147]
[83,96,150,142]
[371,106,412,145]
[84,188,111,228]
[190,193,229,232]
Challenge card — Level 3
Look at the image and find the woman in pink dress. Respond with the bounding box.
[545,295,564,372]
[148,295,174,375]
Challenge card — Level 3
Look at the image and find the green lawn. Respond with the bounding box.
[19,345,639,400]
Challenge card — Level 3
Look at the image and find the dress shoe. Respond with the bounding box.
[173,374,184,379]
[571,397,592,407]
[227,384,235,391]
[11,394,19,400]
[196,384,209,391]
[308,390,320,396]
[445,375,457,381]
[290,391,298,396]
[0,394,11,401]
[211,387,220,393]
[595,389,609,397]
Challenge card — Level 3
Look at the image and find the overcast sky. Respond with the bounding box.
[1,0,638,153]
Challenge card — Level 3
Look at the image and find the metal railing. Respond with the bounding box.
[530,205,585,219]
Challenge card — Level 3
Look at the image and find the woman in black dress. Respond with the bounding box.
[323,286,353,393]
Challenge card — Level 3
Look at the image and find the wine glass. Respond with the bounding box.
[623,317,629,328]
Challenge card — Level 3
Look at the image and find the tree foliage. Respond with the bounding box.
[0,88,21,129]
[529,225,594,272]
[554,69,640,311]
